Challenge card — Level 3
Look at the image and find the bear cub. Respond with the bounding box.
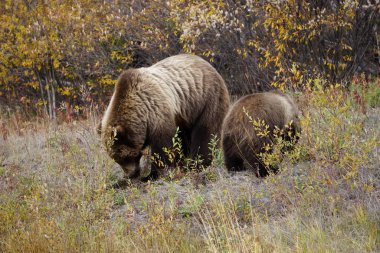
[221,92,301,177]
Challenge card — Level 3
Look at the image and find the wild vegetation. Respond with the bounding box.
[0,0,379,252]
[1,78,379,252]
[0,0,378,118]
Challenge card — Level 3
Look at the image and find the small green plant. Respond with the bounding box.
[209,134,224,167]
[179,194,204,218]
[107,173,120,186]
[259,121,301,170]
[242,107,300,171]
[0,166,5,176]
[151,127,186,173]
[351,75,380,110]
[162,127,185,166]
[113,191,126,206]
[151,127,207,178]
[366,81,380,108]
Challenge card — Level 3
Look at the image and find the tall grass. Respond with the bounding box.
[0,80,379,252]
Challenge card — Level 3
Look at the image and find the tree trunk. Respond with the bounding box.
[36,72,49,117]
[49,69,57,119]
[44,76,53,119]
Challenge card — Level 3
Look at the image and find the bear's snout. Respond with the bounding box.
[121,161,140,179]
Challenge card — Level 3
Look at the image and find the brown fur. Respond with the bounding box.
[100,54,230,180]
[221,92,300,177]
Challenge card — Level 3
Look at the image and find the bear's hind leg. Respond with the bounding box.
[224,152,245,171]
[190,124,213,167]
[190,102,226,167]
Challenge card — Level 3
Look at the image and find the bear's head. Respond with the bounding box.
[102,124,146,178]
[98,69,149,178]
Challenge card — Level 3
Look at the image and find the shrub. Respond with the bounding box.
[1,0,378,117]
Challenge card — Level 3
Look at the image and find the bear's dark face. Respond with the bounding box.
[104,125,144,178]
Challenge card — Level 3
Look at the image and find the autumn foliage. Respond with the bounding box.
[0,0,379,118]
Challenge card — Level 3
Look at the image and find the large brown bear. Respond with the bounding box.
[100,54,230,180]
[221,92,300,177]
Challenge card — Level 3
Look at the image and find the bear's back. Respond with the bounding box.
[138,54,227,123]
[151,54,210,69]
[222,92,299,148]
[142,54,220,93]
[227,92,298,129]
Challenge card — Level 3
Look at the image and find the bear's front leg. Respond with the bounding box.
[142,126,177,181]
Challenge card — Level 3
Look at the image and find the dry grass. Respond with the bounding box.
[0,82,379,252]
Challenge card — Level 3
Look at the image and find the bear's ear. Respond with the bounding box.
[115,125,125,135]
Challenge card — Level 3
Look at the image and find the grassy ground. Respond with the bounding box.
[0,83,379,252]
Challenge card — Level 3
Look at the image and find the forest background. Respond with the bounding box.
[0,0,379,120]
